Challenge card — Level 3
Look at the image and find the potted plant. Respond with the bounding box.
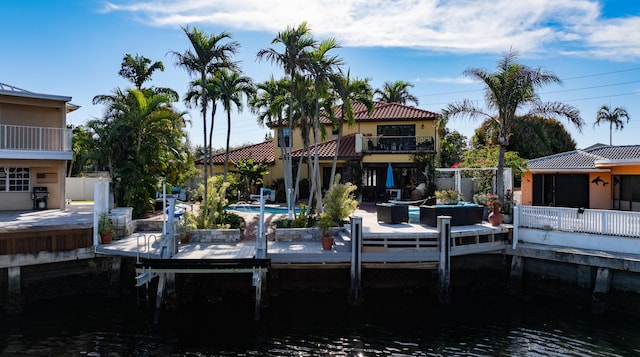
[318,213,337,250]
[98,211,114,244]
[435,189,460,205]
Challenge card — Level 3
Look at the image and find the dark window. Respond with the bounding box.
[532,173,589,208]
[612,175,640,211]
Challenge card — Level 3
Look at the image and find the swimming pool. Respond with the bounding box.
[226,205,299,215]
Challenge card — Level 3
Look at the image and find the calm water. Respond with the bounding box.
[2,290,640,356]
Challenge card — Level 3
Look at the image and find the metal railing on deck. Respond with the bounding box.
[517,205,640,238]
[362,135,434,153]
[0,124,72,152]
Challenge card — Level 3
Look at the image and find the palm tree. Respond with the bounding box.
[172,25,239,205]
[375,80,419,106]
[329,69,373,188]
[184,75,222,178]
[442,49,584,201]
[306,37,344,213]
[594,105,630,145]
[91,88,187,215]
[257,22,316,219]
[118,53,165,90]
[216,69,255,182]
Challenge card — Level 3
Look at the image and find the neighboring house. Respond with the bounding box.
[0,82,77,210]
[521,145,640,211]
[200,101,439,201]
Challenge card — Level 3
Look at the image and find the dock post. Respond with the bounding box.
[437,216,452,305]
[592,267,611,315]
[349,216,363,306]
[5,266,24,314]
[507,256,524,297]
[109,257,122,297]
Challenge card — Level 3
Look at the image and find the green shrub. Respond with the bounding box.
[323,174,358,223]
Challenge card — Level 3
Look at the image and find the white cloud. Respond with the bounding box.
[103,0,640,59]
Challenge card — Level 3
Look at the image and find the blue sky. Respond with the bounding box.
[2,0,639,151]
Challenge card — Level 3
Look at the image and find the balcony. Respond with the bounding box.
[0,124,72,160]
[360,135,435,154]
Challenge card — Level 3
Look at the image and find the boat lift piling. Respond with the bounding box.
[349,216,363,306]
[253,188,270,320]
[438,216,452,305]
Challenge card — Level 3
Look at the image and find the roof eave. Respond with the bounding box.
[526,168,611,173]
[594,159,640,168]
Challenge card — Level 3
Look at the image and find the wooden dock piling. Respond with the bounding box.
[349,216,363,306]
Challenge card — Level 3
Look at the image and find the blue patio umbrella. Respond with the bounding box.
[385,164,395,189]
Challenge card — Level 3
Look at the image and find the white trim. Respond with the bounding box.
[0,150,72,160]
[594,158,640,168]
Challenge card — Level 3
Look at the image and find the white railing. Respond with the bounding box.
[516,205,640,239]
[0,124,72,152]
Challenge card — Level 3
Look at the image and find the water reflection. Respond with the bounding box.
[1,291,639,356]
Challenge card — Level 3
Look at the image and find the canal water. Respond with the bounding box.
[2,290,639,356]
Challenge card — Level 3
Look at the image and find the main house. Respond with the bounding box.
[0,82,77,211]
[520,144,640,211]
[200,101,440,201]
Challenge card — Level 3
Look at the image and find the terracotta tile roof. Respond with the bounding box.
[526,145,640,171]
[320,101,439,124]
[291,133,361,160]
[196,140,275,165]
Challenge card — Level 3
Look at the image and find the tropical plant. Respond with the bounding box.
[306,37,344,213]
[257,21,316,219]
[594,105,630,146]
[328,69,373,188]
[216,68,255,182]
[441,49,583,203]
[375,80,419,106]
[90,88,188,216]
[236,158,269,197]
[472,116,576,159]
[323,174,358,223]
[195,180,231,229]
[98,211,115,237]
[172,26,239,208]
[118,53,165,90]
[317,212,337,237]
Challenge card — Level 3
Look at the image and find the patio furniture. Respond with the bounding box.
[419,204,484,227]
[376,203,409,224]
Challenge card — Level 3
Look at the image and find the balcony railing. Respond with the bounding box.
[0,124,72,152]
[362,135,435,153]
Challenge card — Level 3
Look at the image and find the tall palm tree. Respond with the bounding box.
[594,105,630,145]
[257,22,316,218]
[328,69,373,188]
[216,69,255,182]
[184,75,222,178]
[172,25,239,205]
[442,49,584,201]
[306,37,344,213]
[375,80,419,106]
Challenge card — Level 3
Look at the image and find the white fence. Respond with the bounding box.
[66,177,110,201]
[516,205,640,239]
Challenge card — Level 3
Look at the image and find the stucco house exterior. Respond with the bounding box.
[0,82,77,210]
[199,101,439,201]
[520,144,640,211]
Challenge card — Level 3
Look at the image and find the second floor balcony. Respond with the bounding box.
[0,124,72,160]
[360,135,435,154]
